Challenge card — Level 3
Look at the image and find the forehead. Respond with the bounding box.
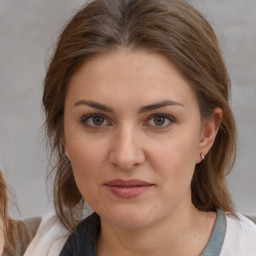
[66,49,198,108]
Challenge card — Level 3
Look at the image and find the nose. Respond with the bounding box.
[109,126,145,171]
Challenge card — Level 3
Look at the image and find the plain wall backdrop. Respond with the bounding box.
[0,0,255,218]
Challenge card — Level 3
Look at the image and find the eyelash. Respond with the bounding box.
[80,113,175,129]
[144,114,175,128]
[80,114,111,128]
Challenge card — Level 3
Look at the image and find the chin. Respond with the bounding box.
[99,206,156,230]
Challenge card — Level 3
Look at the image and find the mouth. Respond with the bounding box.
[104,179,153,199]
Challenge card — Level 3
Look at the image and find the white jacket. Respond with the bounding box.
[220,213,256,255]
[23,210,70,256]
[24,211,256,256]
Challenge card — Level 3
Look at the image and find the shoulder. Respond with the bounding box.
[226,212,256,237]
[0,217,41,256]
[245,214,256,225]
[23,216,42,238]
[24,210,70,256]
[220,212,256,255]
[234,213,256,248]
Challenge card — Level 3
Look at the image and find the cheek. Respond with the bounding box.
[150,147,195,210]
[64,121,110,186]
[149,132,200,188]
[67,136,108,174]
[66,136,109,204]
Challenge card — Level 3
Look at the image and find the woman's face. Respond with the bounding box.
[64,50,213,229]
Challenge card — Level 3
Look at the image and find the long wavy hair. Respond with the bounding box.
[43,0,237,231]
[0,171,33,255]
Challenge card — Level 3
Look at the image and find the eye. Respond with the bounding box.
[81,114,109,127]
[145,114,174,128]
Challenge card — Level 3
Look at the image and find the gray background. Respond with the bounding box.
[0,0,255,218]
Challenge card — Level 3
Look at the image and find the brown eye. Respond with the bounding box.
[145,114,174,128]
[92,116,105,126]
[82,114,109,127]
[153,116,166,126]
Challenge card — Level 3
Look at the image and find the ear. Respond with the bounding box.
[197,108,222,163]
[60,134,69,158]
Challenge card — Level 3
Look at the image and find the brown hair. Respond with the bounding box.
[43,0,237,231]
[0,171,38,255]
[0,171,9,246]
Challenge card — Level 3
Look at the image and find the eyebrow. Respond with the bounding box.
[138,100,184,113]
[73,99,184,113]
[74,100,114,112]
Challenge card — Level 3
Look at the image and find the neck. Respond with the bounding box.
[97,204,216,256]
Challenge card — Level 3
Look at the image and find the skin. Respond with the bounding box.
[64,49,222,256]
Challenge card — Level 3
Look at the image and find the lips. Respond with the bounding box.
[104,179,153,199]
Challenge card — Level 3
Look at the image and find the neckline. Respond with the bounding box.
[60,210,227,256]
[200,209,227,256]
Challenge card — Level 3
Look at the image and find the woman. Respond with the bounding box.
[41,0,256,255]
[0,171,41,256]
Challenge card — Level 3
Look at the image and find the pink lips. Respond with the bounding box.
[104,179,153,199]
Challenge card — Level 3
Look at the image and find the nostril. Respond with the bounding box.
[109,151,145,171]
[108,131,145,170]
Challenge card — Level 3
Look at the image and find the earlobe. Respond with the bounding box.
[200,153,205,161]
[64,152,71,165]
[197,108,222,163]
[63,144,71,165]
[64,147,70,159]
[61,135,71,163]
[60,135,68,156]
